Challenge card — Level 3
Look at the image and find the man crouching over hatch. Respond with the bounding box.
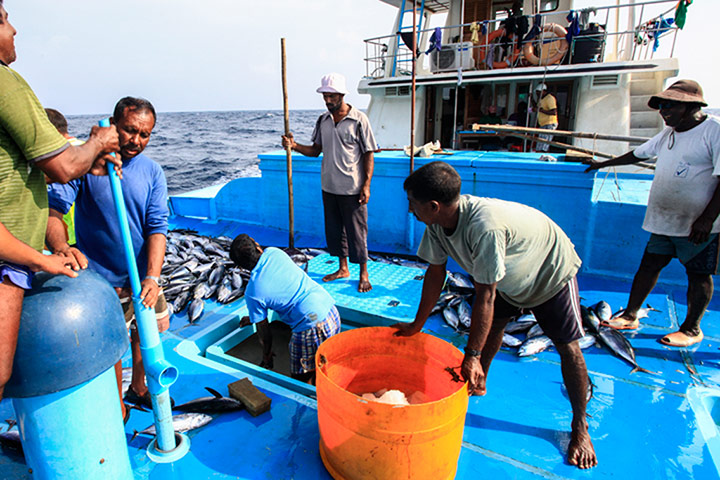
[230,234,340,384]
[393,161,597,469]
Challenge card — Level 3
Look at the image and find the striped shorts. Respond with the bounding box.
[120,289,170,332]
[289,306,341,375]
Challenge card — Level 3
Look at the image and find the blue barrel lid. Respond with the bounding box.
[5,269,129,398]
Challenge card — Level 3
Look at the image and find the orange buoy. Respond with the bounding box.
[522,23,569,65]
[316,327,469,480]
[477,28,521,69]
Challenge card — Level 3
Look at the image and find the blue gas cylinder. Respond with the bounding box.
[5,269,133,480]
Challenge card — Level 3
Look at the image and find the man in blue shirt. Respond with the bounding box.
[230,234,340,384]
[46,97,169,420]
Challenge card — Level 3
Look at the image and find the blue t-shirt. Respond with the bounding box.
[47,153,169,287]
[245,247,335,332]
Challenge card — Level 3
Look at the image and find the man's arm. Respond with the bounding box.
[690,182,720,244]
[394,262,447,336]
[36,125,120,184]
[584,150,642,173]
[45,208,87,271]
[0,221,77,277]
[282,133,322,157]
[462,281,497,395]
[256,319,274,368]
[359,151,374,205]
[139,233,167,309]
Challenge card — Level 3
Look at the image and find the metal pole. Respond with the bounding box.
[281,38,295,249]
[410,1,417,173]
[98,119,180,457]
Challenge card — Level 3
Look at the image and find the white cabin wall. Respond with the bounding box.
[365,88,427,149]
[572,74,631,156]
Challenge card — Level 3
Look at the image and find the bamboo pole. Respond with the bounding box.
[281,38,295,248]
[410,0,416,174]
[471,123,651,144]
[505,131,656,170]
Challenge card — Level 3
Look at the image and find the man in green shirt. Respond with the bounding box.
[394,161,597,470]
[0,1,120,401]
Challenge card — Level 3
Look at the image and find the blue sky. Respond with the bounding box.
[8,0,717,115]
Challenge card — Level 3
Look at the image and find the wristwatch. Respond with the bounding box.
[145,275,160,285]
[464,347,482,358]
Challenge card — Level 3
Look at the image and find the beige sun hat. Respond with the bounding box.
[648,79,707,109]
[316,73,349,95]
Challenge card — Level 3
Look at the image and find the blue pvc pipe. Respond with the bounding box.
[99,118,179,455]
[13,368,133,480]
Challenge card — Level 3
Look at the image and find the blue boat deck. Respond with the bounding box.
[2,251,720,479]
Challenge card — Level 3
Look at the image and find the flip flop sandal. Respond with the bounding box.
[660,330,703,347]
[601,317,639,330]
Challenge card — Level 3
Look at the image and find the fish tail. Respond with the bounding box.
[645,303,661,312]
[631,366,659,375]
[131,430,140,441]
[205,386,223,398]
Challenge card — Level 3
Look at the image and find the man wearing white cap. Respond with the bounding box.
[586,80,720,348]
[534,83,557,152]
[282,73,378,292]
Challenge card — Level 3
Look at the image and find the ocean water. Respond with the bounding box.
[67,110,322,195]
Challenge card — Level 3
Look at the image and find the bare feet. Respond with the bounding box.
[358,273,372,293]
[660,330,704,347]
[601,312,639,330]
[323,268,349,282]
[568,423,597,469]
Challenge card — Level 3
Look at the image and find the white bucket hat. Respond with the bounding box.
[316,73,349,95]
[535,83,547,92]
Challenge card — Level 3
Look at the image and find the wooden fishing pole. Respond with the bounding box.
[281,38,295,248]
[410,1,416,173]
[471,123,651,144]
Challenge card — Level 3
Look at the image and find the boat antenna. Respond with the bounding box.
[410,0,417,173]
[281,37,295,249]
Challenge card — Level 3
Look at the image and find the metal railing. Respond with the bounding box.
[363,0,681,79]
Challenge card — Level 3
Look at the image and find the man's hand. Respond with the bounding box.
[139,277,160,309]
[359,184,371,205]
[461,355,487,396]
[281,133,296,150]
[32,253,78,278]
[239,315,252,328]
[89,152,123,178]
[392,321,423,337]
[55,245,88,271]
[690,214,714,245]
[89,124,120,154]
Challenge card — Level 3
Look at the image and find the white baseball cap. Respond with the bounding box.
[535,83,547,92]
[317,73,349,95]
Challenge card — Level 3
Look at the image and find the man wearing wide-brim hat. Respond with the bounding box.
[586,80,720,347]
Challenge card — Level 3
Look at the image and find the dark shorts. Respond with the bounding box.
[645,233,719,275]
[289,306,341,375]
[494,277,585,345]
[322,191,368,264]
[0,261,34,290]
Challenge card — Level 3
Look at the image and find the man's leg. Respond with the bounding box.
[661,272,712,346]
[556,341,597,469]
[605,251,672,329]
[475,316,513,395]
[322,191,350,282]
[338,194,371,292]
[0,281,24,400]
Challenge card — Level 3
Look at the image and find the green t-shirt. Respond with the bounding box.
[0,66,68,251]
[417,195,581,308]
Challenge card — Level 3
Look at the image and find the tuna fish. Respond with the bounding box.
[502,332,523,348]
[596,326,655,374]
[591,301,613,322]
[188,298,204,323]
[526,323,545,339]
[133,413,213,439]
[173,387,245,413]
[518,335,553,357]
[457,299,472,329]
[442,306,460,330]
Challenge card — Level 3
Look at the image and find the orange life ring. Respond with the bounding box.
[477,28,521,69]
[522,23,569,65]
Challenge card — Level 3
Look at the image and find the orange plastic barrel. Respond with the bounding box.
[316,327,469,480]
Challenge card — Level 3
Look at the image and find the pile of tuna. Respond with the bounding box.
[162,230,327,323]
[434,275,654,373]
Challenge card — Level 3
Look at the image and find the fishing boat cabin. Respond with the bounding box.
[360,0,682,156]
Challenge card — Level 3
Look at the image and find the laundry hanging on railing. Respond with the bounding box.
[674,0,692,29]
[523,14,542,43]
[469,22,482,44]
[426,27,442,54]
[649,17,675,51]
[504,15,529,44]
[565,10,582,44]
[398,31,421,57]
[578,7,597,30]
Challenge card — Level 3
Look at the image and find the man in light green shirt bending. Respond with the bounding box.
[394,161,597,470]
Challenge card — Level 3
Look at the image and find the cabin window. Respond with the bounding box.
[539,0,558,12]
